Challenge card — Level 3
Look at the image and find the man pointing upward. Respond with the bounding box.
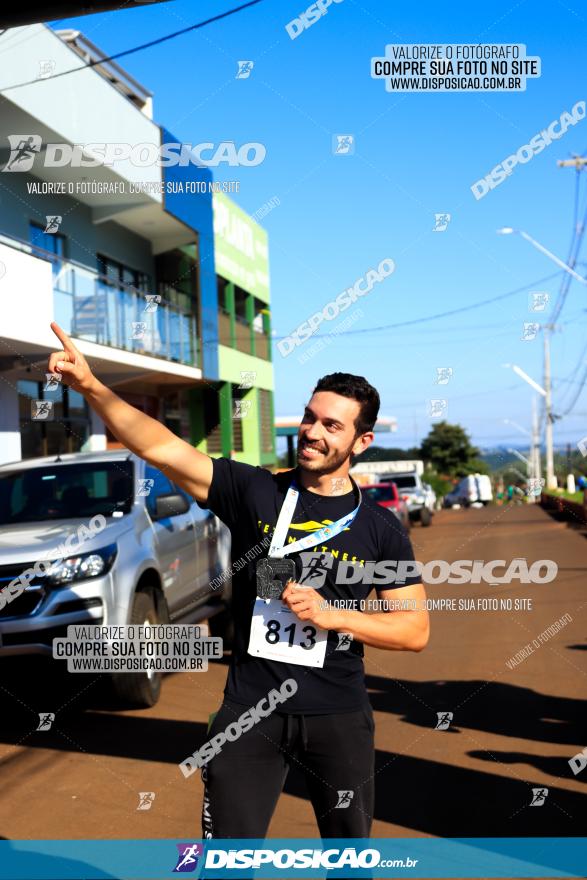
[47,321,429,839]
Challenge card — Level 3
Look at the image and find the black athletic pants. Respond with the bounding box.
[201,697,375,839]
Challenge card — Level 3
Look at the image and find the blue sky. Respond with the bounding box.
[51,0,587,452]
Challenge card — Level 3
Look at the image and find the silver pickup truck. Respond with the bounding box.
[0,450,232,707]
[378,470,433,526]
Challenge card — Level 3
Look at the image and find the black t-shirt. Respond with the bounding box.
[199,458,421,714]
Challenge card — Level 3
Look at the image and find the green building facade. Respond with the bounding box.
[189,192,276,468]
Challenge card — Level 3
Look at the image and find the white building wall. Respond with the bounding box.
[0,24,162,195]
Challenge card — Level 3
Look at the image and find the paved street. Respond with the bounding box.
[0,504,585,854]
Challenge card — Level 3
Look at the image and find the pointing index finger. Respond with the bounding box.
[50,322,78,356]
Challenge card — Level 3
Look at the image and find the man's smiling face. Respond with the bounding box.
[297,391,363,474]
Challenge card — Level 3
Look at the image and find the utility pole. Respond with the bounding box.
[532,397,541,488]
[549,156,587,486]
[543,324,557,489]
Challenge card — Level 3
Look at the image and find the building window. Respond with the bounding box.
[18,379,90,460]
[155,247,199,366]
[234,287,251,354]
[217,276,229,311]
[232,386,249,453]
[30,221,66,259]
[29,221,67,284]
[259,389,273,454]
[217,276,232,346]
[163,391,182,438]
[97,254,150,294]
[234,287,248,321]
[252,297,270,360]
[92,253,151,354]
[163,391,191,440]
[204,388,222,454]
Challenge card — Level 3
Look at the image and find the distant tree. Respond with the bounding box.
[353,445,421,464]
[420,422,487,477]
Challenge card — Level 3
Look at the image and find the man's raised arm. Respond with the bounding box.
[47,322,213,503]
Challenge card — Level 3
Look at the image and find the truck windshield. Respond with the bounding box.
[364,485,395,502]
[0,461,134,524]
[388,475,417,489]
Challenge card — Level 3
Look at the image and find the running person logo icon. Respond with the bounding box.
[435,711,453,730]
[435,367,453,385]
[3,135,42,172]
[45,372,62,391]
[36,713,55,731]
[31,401,53,421]
[137,792,156,811]
[144,294,161,313]
[335,790,354,809]
[299,551,334,587]
[173,843,203,873]
[333,134,354,154]
[44,215,62,233]
[432,212,451,232]
[236,61,254,79]
[530,787,548,806]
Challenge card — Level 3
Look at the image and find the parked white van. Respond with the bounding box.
[444,474,493,507]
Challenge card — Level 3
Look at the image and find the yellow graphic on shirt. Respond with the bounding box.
[256,518,362,565]
[288,518,351,533]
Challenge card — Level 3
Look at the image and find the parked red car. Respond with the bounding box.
[362,482,411,531]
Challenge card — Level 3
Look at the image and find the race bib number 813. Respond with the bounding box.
[247,598,328,667]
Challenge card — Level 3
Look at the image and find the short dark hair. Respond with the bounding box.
[312,372,380,435]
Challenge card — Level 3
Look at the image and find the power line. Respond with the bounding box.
[319,308,587,351]
[273,271,562,341]
[554,366,587,386]
[555,337,587,400]
[529,165,587,435]
[552,320,587,416]
[556,363,587,416]
[0,0,263,92]
[549,171,587,325]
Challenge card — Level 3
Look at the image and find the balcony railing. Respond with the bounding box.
[216,307,271,360]
[218,309,233,346]
[0,232,198,367]
[54,264,197,366]
[206,423,223,454]
[234,315,252,355]
[254,332,270,360]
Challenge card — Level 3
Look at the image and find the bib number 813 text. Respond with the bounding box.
[265,619,317,650]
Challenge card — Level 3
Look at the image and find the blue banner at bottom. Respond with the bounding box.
[0,837,585,879]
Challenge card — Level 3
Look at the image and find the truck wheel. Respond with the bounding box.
[110,590,162,709]
[420,508,432,527]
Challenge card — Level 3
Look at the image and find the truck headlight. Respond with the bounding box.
[45,544,117,586]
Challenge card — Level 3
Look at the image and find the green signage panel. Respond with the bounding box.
[212,191,270,303]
